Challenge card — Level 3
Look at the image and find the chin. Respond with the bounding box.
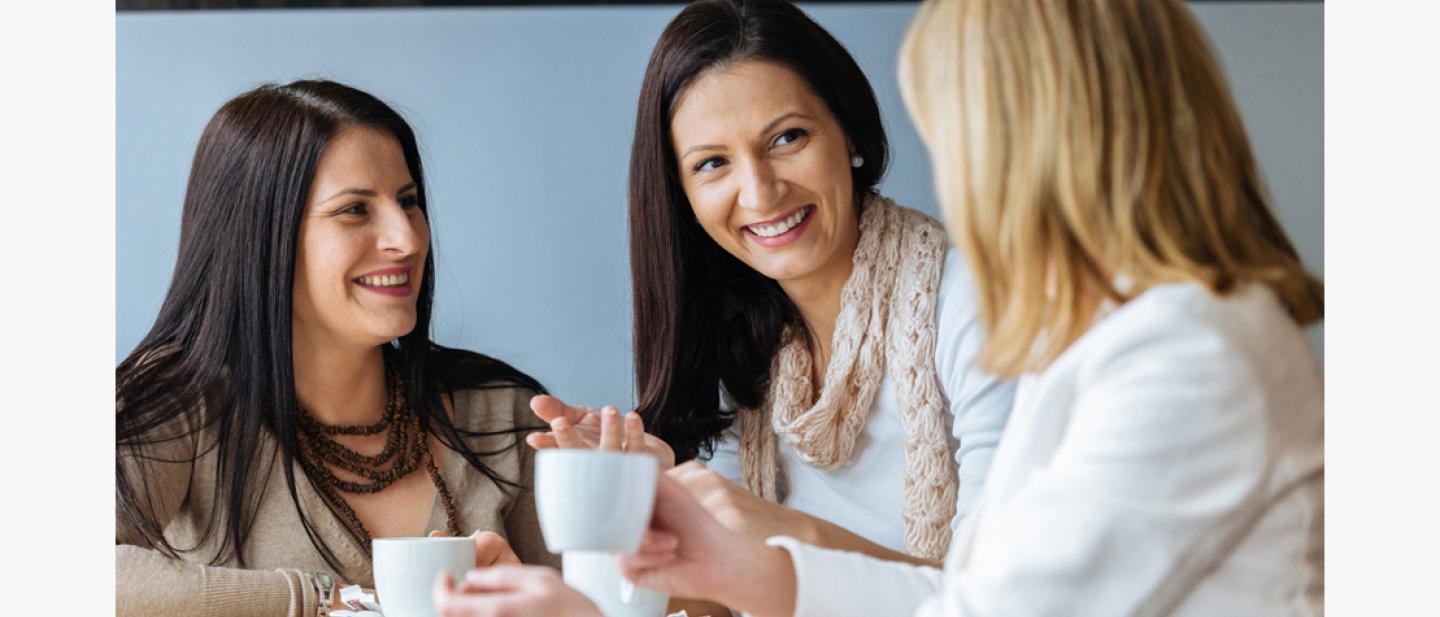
[754,259,822,283]
[750,246,822,279]
[369,318,418,342]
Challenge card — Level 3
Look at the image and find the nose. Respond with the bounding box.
[734,157,786,212]
[376,201,423,257]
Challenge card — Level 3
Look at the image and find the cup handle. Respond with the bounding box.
[619,578,637,604]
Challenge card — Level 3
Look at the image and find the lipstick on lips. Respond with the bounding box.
[354,265,414,297]
[742,204,816,248]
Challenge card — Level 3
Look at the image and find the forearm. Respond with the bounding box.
[116,544,321,617]
[716,545,797,617]
[765,538,945,617]
[806,518,943,568]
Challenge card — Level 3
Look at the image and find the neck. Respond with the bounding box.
[777,232,859,364]
[292,332,388,427]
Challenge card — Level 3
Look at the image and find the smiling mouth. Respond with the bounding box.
[354,272,411,288]
[744,205,814,238]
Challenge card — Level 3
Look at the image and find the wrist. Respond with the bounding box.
[730,545,797,617]
[309,572,336,617]
[798,514,833,548]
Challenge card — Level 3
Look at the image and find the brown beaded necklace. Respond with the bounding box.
[296,354,461,555]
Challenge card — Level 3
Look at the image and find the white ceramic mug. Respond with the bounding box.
[372,536,473,617]
[563,551,670,617]
[535,449,658,554]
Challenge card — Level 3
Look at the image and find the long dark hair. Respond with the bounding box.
[629,0,890,462]
[115,80,544,570]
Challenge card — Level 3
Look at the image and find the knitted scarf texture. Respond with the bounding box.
[739,194,956,560]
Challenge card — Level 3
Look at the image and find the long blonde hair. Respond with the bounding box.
[899,0,1323,378]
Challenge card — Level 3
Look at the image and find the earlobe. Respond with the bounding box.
[847,138,864,169]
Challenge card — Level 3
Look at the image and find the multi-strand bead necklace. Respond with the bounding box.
[296,357,460,554]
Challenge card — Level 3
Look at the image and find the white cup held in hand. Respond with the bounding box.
[535,449,658,554]
[371,537,473,617]
[563,551,670,617]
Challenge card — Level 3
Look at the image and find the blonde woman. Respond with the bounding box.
[432,0,1323,616]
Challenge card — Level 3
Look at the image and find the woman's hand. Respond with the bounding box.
[429,530,521,568]
[674,462,943,569]
[670,461,829,546]
[432,567,601,617]
[525,395,676,468]
[616,468,798,617]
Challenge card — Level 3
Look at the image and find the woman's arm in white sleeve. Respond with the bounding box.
[767,536,946,617]
[773,314,1276,617]
[912,317,1273,617]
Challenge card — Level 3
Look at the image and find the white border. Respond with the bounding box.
[2,1,115,613]
[1327,0,1440,613]
[9,0,1439,612]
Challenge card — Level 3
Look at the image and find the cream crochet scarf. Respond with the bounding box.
[738,194,955,560]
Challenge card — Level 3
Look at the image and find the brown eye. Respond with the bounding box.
[695,156,727,173]
[337,202,368,216]
[772,128,808,147]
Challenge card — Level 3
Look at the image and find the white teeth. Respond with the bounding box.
[359,273,409,287]
[748,207,809,238]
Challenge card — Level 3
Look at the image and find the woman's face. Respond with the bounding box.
[670,60,859,286]
[292,125,430,349]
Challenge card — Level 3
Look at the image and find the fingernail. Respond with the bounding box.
[470,529,481,538]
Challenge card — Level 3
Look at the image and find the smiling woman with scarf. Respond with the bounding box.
[523,0,1016,571]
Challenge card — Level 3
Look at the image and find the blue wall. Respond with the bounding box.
[117,2,1323,406]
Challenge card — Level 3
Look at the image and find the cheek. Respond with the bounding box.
[686,190,735,243]
[808,159,855,232]
[413,212,433,247]
[807,154,853,201]
[297,232,359,300]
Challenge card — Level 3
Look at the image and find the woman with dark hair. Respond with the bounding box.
[526,0,1014,569]
[116,79,556,616]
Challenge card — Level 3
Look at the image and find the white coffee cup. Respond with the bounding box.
[535,449,658,554]
[563,551,670,617]
[372,537,473,617]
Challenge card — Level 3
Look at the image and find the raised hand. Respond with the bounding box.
[525,395,676,468]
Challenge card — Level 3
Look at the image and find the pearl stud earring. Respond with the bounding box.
[850,154,865,168]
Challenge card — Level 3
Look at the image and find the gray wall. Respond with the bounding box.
[117,1,1323,406]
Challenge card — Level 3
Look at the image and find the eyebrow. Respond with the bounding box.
[319,182,417,205]
[678,112,815,161]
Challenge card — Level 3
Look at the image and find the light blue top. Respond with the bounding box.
[704,249,1017,553]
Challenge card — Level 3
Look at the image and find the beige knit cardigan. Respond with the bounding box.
[116,387,556,617]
